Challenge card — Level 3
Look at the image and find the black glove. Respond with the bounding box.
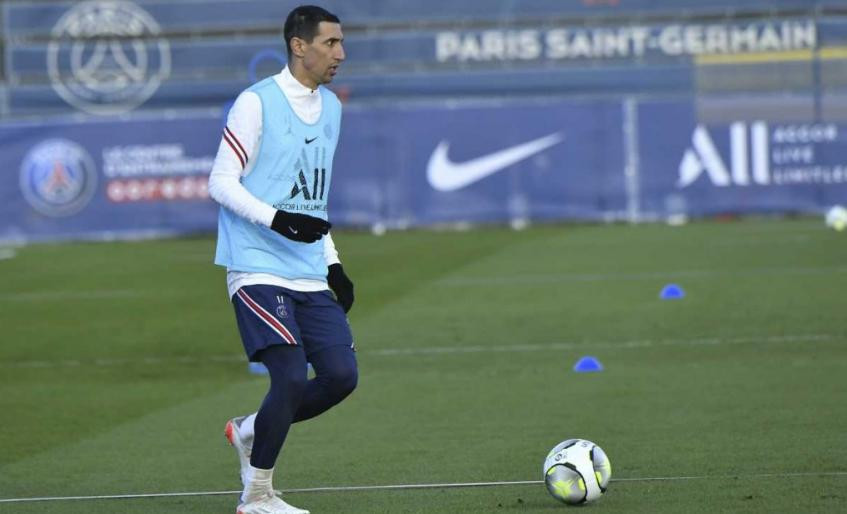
[327,263,354,313]
[270,210,331,243]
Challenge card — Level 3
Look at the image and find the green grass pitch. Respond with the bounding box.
[0,218,845,513]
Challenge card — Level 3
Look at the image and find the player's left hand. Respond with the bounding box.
[328,263,354,313]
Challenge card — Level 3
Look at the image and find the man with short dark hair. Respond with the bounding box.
[208,5,355,514]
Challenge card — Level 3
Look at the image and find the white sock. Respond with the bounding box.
[241,465,273,503]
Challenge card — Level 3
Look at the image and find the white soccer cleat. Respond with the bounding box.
[236,492,310,514]
[225,416,252,487]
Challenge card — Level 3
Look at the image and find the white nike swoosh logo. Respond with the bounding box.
[426,132,564,192]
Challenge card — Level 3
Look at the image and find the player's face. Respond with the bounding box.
[299,22,345,87]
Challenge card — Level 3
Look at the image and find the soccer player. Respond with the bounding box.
[208,6,356,514]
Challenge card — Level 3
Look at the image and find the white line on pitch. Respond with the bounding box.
[439,265,847,286]
[0,290,152,301]
[1,333,837,369]
[370,333,835,356]
[1,472,845,504]
[1,354,245,369]
[3,264,842,302]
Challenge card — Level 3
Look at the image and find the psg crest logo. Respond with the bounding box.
[47,1,171,115]
[19,139,98,217]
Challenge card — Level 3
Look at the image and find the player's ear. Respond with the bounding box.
[290,36,307,58]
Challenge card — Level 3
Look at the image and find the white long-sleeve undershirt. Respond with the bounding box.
[208,67,340,298]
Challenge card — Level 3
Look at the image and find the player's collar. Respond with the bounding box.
[280,66,319,97]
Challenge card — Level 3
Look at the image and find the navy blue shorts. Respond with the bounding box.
[232,285,354,362]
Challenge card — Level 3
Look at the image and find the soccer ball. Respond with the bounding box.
[543,439,611,505]
[825,205,847,232]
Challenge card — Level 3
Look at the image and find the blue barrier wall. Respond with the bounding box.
[3,97,847,241]
[2,0,846,240]
[638,101,847,217]
[2,113,220,240]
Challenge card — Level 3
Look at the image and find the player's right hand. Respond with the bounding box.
[270,210,331,243]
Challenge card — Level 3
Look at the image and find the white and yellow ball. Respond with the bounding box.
[825,205,847,232]
[543,439,611,505]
